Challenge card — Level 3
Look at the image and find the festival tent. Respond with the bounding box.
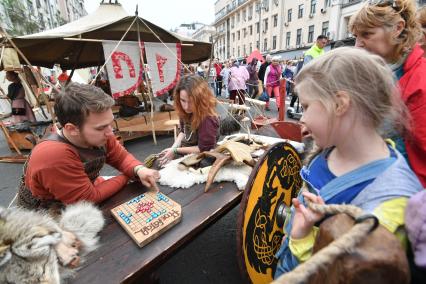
[246,49,265,64]
[8,3,212,69]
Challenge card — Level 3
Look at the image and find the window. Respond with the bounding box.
[250,42,253,53]
[287,9,292,22]
[232,33,235,42]
[249,25,253,35]
[233,48,235,57]
[296,28,302,46]
[325,0,331,7]
[286,32,291,47]
[310,0,316,15]
[231,16,235,28]
[237,30,240,40]
[248,5,253,19]
[243,9,246,21]
[27,0,34,15]
[263,38,268,51]
[322,21,329,36]
[256,22,260,33]
[238,46,240,57]
[273,14,278,27]
[298,4,304,19]
[237,12,240,23]
[272,36,277,49]
[256,40,260,49]
[243,45,246,56]
[243,28,247,38]
[308,25,314,43]
[263,18,268,33]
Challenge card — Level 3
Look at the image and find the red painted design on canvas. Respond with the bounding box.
[156,53,168,83]
[111,51,136,79]
[111,43,144,99]
[155,43,182,97]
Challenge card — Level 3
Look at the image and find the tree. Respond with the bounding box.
[1,0,40,36]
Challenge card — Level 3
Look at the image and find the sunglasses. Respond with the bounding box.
[368,0,399,10]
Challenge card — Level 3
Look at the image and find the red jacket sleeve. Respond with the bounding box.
[105,135,142,178]
[27,142,129,204]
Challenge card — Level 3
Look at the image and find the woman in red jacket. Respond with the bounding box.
[350,0,426,187]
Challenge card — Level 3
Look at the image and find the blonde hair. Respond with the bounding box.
[349,0,421,60]
[295,47,409,136]
[418,6,426,41]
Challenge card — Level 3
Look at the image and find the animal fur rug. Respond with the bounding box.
[0,202,104,284]
[159,156,253,190]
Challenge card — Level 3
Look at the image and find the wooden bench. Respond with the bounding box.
[114,111,180,142]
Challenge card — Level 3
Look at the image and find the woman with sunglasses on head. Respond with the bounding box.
[350,0,426,188]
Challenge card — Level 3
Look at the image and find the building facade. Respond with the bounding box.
[173,22,206,38]
[0,0,86,36]
[192,24,216,43]
[214,0,426,61]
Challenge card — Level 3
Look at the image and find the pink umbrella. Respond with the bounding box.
[246,49,265,64]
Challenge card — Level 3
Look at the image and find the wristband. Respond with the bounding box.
[172,147,178,157]
[134,165,145,177]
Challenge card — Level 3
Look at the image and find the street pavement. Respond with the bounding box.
[0,96,290,283]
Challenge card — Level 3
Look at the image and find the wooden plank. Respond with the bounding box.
[70,182,242,283]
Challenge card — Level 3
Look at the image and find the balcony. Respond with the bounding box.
[342,0,363,8]
[214,0,250,23]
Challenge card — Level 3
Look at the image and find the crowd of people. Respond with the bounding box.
[2,0,426,282]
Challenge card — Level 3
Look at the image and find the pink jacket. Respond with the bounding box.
[228,65,249,91]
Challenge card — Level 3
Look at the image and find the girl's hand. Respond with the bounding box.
[290,192,325,239]
[158,148,175,167]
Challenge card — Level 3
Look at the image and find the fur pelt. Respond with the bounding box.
[159,155,253,190]
[0,202,104,284]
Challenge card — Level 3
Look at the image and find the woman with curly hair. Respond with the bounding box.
[158,75,219,166]
[349,0,426,187]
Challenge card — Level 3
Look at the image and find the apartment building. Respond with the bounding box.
[214,0,426,61]
[214,0,332,61]
[1,0,86,36]
[192,24,216,43]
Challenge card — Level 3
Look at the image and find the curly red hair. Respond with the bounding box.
[173,75,217,130]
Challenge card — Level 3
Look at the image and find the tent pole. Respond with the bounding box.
[137,18,157,145]
[0,25,55,119]
[66,42,85,86]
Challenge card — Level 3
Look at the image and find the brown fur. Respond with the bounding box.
[308,214,410,284]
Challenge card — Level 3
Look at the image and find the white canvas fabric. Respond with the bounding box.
[143,42,182,97]
[102,41,143,98]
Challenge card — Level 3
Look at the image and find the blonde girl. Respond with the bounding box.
[274,47,422,278]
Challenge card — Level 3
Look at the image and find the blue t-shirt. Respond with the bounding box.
[307,147,397,204]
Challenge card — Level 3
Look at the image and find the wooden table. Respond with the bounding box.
[71,181,242,283]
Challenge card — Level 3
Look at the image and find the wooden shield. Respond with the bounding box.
[237,142,302,283]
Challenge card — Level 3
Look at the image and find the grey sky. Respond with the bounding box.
[84,0,216,30]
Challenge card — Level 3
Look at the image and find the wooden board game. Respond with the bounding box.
[111,191,182,248]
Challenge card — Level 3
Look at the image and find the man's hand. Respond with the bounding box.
[135,166,160,191]
[290,192,325,239]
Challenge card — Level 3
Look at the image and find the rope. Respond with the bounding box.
[137,17,192,74]
[7,193,17,208]
[89,16,138,85]
[272,193,379,284]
